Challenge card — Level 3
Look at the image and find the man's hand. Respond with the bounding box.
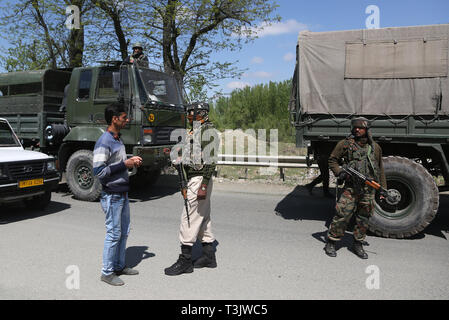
[197,184,207,200]
[125,156,143,169]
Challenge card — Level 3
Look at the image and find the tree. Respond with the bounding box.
[0,39,50,72]
[141,0,280,92]
[0,0,93,69]
[212,80,294,142]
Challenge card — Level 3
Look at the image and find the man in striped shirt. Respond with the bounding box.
[93,102,143,286]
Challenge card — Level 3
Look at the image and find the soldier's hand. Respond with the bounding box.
[181,188,187,199]
[197,184,207,200]
[338,171,350,181]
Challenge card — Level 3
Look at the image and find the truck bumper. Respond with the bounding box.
[0,175,60,203]
[132,145,173,168]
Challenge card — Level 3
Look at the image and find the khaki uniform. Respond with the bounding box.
[179,176,214,245]
[179,122,217,246]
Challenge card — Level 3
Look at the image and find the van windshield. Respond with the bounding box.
[0,121,21,147]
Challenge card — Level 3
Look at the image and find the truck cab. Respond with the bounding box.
[0,62,186,201]
[0,118,59,208]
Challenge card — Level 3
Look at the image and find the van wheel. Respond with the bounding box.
[368,156,439,238]
[24,190,51,210]
[66,149,102,201]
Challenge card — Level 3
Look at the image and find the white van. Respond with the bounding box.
[0,118,59,209]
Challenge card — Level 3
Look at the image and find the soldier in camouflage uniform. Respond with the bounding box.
[124,42,149,68]
[164,102,218,276]
[324,117,387,259]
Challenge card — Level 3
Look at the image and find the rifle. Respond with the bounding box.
[175,162,190,228]
[339,165,401,206]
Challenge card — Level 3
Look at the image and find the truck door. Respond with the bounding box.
[71,69,94,125]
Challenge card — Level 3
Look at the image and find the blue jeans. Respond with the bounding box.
[100,191,130,276]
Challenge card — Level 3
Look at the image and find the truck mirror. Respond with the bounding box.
[112,72,120,92]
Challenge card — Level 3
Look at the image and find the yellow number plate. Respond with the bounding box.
[19,178,44,188]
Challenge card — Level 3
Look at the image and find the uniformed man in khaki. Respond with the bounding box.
[324,117,387,259]
[164,102,217,276]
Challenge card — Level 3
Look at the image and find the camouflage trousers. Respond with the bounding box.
[328,187,375,242]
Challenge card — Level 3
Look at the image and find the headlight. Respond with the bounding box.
[143,128,154,145]
[47,160,56,171]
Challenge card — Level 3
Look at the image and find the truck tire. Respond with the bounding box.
[130,168,161,189]
[24,190,51,210]
[368,156,439,238]
[66,149,102,201]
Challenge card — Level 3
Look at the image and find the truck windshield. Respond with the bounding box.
[0,121,20,147]
[136,68,183,106]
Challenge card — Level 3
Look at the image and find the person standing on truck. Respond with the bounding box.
[124,42,149,68]
[164,102,218,276]
[93,102,143,286]
[324,117,387,259]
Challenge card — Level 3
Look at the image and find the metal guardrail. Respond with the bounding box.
[216,154,318,168]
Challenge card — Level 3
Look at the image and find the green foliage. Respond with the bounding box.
[211,80,295,143]
[0,40,51,72]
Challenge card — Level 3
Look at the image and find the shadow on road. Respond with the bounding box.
[277,185,449,241]
[125,246,156,268]
[421,193,449,239]
[56,174,179,203]
[0,200,71,225]
[274,185,335,225]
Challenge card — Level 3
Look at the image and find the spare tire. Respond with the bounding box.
[368,156,439,238]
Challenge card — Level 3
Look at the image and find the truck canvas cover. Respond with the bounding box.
[297,24,449,115]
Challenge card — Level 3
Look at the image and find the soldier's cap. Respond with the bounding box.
[132,42,143,50]
[351,117,370,129]
[186,102,209,113]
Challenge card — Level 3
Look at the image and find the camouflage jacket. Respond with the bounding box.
[328,138,387,189]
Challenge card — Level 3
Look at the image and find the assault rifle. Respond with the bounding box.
[339,165,401,206]
[175,162,190,228]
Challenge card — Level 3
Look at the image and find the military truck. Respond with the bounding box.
[289,24,449,238]
[0,62,185,201]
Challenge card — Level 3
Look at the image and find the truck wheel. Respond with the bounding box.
[368,156,439,238]
[130,168,161,189]
[66,149,102,201]
[24,190,51,210]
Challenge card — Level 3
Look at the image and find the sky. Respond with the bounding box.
[213,0,449,96]
[0,0,448,97]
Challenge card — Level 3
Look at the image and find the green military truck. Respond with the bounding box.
[289,24,449,238]
[0,62,185,201]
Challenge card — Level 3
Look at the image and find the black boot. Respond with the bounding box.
[324,239,337,257]
[352,240,368,259]
[164,245,194,276]
[194,243,217,269]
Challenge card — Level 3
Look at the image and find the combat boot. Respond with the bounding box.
[194,242,217,269]
[164,245,194,276]
[351,240,368,259]
[324,239,337,257]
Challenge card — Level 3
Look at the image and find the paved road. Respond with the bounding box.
[1,176,449,300]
